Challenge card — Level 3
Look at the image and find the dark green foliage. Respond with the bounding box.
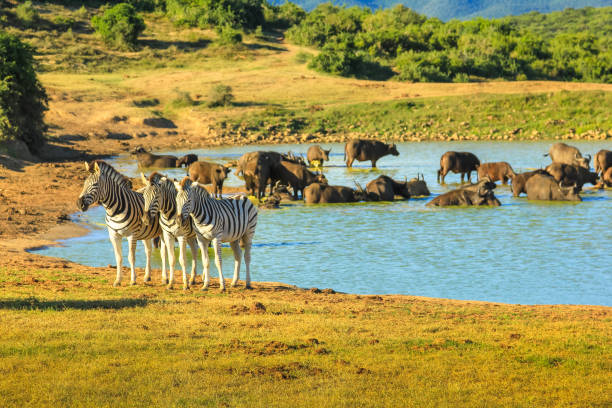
[165,0,266,30]
[0,32,48,153]
[216,25,243,44]
[207,84,234,107]
[15,1,39,27]
[91,3,146,50]
[287,5,612,83]
[264,1,307,29]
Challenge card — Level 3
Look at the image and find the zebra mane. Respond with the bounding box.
[191,181,212,198]
[94,160,132,189]
[180,176,193,190]
[149,171,164,185]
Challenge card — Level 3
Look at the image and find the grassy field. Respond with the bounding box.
[1,264,610,407]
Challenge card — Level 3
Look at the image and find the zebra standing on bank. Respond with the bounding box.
[141,172,200,290]
[176,177,258,291]
[77,160,165,286]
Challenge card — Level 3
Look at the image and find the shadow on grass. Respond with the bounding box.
[0,297,149,311]
[140,38,211,51]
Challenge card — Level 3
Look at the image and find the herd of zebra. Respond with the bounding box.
[77,160,257,290]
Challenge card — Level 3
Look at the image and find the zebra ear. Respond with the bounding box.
[84,161,90,172]
[141,172,148,186]
[93,161,100,173]
[174,180,182,191]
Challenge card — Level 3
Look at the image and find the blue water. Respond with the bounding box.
[36,141,612,305]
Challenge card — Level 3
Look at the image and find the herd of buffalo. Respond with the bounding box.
[131,140,612,207]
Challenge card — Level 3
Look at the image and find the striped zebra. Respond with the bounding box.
[176,178,258,291]
[77,160,165,286]
[141,172,201,290]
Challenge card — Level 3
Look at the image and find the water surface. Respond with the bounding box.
[36,141,612,305]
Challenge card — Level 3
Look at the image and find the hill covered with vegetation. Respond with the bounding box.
[271,0,612,20]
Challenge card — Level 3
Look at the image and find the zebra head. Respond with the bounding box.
[175,177,194,226]
[140,172,164,225]
[77,161,102,211]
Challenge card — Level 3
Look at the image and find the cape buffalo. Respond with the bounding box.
[188,161,231,198]
[307,145,331,167]
[406,174,430,196]
[237,151,308,198]
[176,154,198,168]
[366,175,411,201]
[427,177,500,207]
[511,169,549,197]
[477,162,516,184]
[274,160,327,200]
[544,142,591,169]
[525,174,581,201]
[132,147,180,168]
[594,149,612,175]
[304,183,362,204]
[437,151,480,184]
[545,163,598,190]
[344,139,399,168]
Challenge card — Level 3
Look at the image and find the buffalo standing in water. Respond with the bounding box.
[365,175,411,201]
[437,151,480,184]
[477,162,516,185]
[427,178,500,207]
[344,139,399,168]
[544,142,591,169]
[525,174,582,201]
[307,145,331,167]
[511,169,549,197]
[594,149,612,175]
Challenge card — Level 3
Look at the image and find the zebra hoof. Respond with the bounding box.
[219,286,226,292]
[130,281,137,286]
[200,285,209,291]
[183,285,189,291]
[245,284,253,290]
[113,281,121,287]
[166,284,173,291]
[144,276,151,282]
[189,278,196,285]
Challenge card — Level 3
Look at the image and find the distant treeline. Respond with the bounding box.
[34,1,612,83]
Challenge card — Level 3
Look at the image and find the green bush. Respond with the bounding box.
[15,1,39,28]
[216,25,243,45]
[91,3,146,50]
[207,84,234,107]
[0,33,48,154]
[166,0,265,30]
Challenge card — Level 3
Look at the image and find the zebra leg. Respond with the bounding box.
[212,237,225,291]
[108,229,123,287]
[187,237,198,285]
[243,236,253,289]
[229,240,242,287]
[164,231,176,289]
[143,239,153,283]
[127,236,138,285]
[158,238,167,284]
[196,234,211,290]
[177,236,189,290]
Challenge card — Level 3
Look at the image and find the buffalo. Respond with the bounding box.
[406,174,430,196]
[307,145,331,167]
[594,149,612,175]
[525,173,581,201]
[427,178,500,207]
[176,154,198,168]
[477,162,516,184]
[237,151,308,198]
[545,163,598,190]
[544,142,591,169]
[365,175,411,201]
[437,151,480,184]
[188,161,231,198]
[304,183,363,204]
[274,160,327,199]
[132,147,180,168]
[511,169,549,197]
[344,139,399,168]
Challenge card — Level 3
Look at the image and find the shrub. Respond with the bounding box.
[216,25,242,45]
[91,3,146,50]
[0,33,48,154]
[15,1,39,28]
[207,84,234,107]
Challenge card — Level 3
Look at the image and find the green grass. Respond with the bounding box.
[217,90,612,142]
[0,265,610,407]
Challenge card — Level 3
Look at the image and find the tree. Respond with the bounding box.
[91,3,146,50]
[0,32,48,154]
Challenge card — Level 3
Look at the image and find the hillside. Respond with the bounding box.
[275,0,612,20]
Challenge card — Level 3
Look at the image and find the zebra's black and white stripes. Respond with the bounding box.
[178,179,257,290]
[77,160,164,286]
[141,172,200,289]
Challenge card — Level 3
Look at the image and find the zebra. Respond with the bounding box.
[176,178,258,291]
[77,160,165,286]
[140,172,200,290]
